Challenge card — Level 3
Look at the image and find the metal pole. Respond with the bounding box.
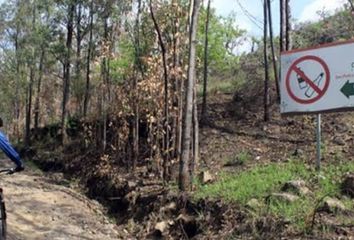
[316,114,321,171]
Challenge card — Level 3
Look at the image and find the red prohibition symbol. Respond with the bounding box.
[286,55,330,104]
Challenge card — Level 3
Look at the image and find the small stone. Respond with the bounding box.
[199,171,214,184]
[341,173,354,197]
[270,193,299,203]
[281,180,310,196]
[211,129,219,134]
[292,148,304,157]
[335,124,349,134]
[127,181,137,189]
[318,197,346,213]
[263,124,281,135]
[246,198,262,210]
[333,136,345,146]
[155,221,169,234]
[160,202,177,214]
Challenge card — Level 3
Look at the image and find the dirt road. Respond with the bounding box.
[0,161,119,240]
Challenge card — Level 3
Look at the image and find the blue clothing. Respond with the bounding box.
[0,131,22,167]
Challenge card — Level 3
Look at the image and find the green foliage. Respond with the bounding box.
[109,36,136,84]
[293,6,354,49]
[195,7,247,95]
[197,8,245,72]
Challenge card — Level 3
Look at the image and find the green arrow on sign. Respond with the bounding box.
[341,80,354,98]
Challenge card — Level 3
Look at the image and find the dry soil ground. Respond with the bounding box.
[0,161,119,240]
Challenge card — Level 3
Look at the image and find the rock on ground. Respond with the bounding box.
[246,198,263,210]
[318,197,346,214]
[341,173,354,198]
[199,171,214,184]
[270,193,299,203]
[281,180,310,196]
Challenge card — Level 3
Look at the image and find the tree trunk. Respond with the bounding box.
[267,0,280,103]
[191,82,199,188]
[14,23,21,141]
[263,0,270,122]
[132,0,142,172]
[349,0,354,12]
[34,48,45,136]
[25,67,34,148]
[24,4,37,148]
[172,1,181,164]
[83,0,94,117]
[75,2,82,114]
[201,0,211,124]
[280,0,286,52]
[179,0,201,191]
[149,0,170,180]
[101,16,109,152]
[61,1,75,144]
[285,0,292,50]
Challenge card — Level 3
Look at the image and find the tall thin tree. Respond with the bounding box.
[83,0,94,117]
[61,0,76,144]
[267,0,280,102]
[149,0,170,179]
[263,0,270,122]
[75,1,83,114]
[201,0,211,124]
[179,0,201,191]
[280,0,286,52]
[25,3,37,148]
[285,0,292,51]
[132,0,143,172]
[34,47,45,136]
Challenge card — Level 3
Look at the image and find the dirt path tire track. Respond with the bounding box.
[0,161,119,240]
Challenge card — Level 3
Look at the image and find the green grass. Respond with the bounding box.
[197,74,247,96]
[194,159,354,232]
[195,160,310,204]
[197,80,235,96]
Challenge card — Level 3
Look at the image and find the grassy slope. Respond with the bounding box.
[195,159,354,232]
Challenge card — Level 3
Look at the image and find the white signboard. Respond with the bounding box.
[280,40,354,114]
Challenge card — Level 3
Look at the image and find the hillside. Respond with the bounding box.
[1,0,354,239]
[20,92,354,239]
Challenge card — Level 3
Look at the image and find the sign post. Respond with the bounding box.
[316,114,321,171]
[280,40,354,170]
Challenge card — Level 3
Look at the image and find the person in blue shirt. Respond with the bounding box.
[0,118,24,172]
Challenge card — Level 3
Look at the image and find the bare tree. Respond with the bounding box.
[179,0,201,191]
[267,0,280,102]
[285,0,292,50]
[263,0,270,121]
[75,1,83,114]
[34,48,45,136]
[149,0,170,180]
[280,0,286,52]
[61,0,76,144]
[132,0,143,172]
[83,0,94,117]
[25,4,36,148]
[201,0,211,124]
